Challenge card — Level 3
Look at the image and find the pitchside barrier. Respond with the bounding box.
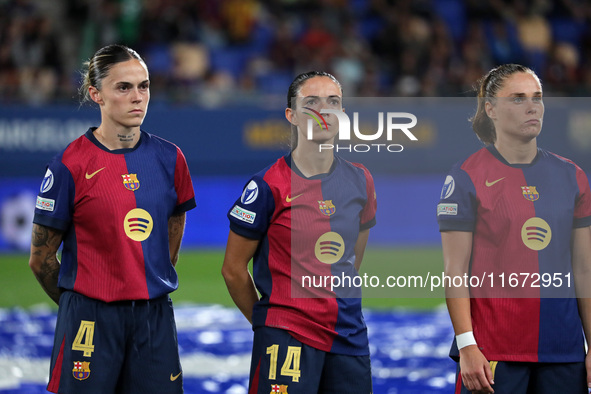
[1,98,589,252]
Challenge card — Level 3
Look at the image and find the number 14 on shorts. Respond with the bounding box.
[266,344,301,382]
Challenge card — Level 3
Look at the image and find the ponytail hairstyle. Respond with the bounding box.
[286,71,342,150]
[470,64,540,145]
[79,44,146,104]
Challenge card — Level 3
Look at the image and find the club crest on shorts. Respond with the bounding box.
[72,361,91,381]
[122,174,140,191]
[318,200,336,216]
[521,186,539,201]
[270,384,288,393]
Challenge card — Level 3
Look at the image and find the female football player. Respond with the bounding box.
[438,63,591,393]
[29,44,195,393]
[222,71,377,393]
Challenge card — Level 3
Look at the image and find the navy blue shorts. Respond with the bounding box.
[455,360,587,394]
[249,326,372,394]
[47,291,183,394]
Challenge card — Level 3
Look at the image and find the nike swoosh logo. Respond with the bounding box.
[170,372,182,381]
[485,177,505,187]
[85,167,106,180]
[286,193,303,203]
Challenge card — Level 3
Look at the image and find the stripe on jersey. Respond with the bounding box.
[62,137,148,301]
[464,149,540,361]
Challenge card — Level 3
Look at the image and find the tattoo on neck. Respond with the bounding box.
[117,133,135,142]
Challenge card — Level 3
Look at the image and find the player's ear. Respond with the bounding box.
[89,86,103,105]
[285,107,297,125]
[485,100,495,120]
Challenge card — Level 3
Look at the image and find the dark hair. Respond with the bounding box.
[286,71,342,149]
[79,44,146,103]
[471,64,540,145]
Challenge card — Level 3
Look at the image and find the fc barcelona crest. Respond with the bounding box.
[270,384,288,393]
[318,200,336,216]
[521,186,539,201]
[122,174,140,191]
[72,361,91,381]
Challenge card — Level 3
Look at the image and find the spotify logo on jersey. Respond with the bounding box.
[124,208,153,242]
[521,217,552,251]
[314,232,345,264]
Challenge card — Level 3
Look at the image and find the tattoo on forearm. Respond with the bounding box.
[31,224,63,304]
[117,133,135,142]
[38,254,61,302]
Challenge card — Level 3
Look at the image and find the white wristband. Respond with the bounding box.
[456,331,477,350]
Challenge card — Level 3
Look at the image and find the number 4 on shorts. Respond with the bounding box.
[72,320,95,357]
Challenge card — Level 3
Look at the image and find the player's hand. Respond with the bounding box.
[458,345,494,393]
[585,351,591,390]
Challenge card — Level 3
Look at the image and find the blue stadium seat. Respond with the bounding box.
[524,50,547,75]
[250,24,275,55]
[144,44,173,76]
[431,0,467,43]
[359,16,385,41]
[208,47,252,79]
[550,18,586,46]
[349,0,368,15]
[483,20,524,64]
[256,71,293,94]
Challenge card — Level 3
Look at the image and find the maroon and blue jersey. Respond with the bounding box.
[437,145,591,362]
[228,154,377,355]
[33,128,196,302]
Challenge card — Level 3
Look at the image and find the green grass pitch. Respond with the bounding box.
[0,247,445,310]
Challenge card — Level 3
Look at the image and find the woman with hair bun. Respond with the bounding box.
[437,64,591,393]
[29,44,195,393]
[222,71,377,393]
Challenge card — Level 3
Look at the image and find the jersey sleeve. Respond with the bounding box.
[358,165,377,231]
[228,176,275,240]
[573,166,591,228]
[173,147,196,215]
[437,164,477,232]
[32,157,75,231]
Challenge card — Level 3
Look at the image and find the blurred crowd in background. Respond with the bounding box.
[1,0,591,107]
